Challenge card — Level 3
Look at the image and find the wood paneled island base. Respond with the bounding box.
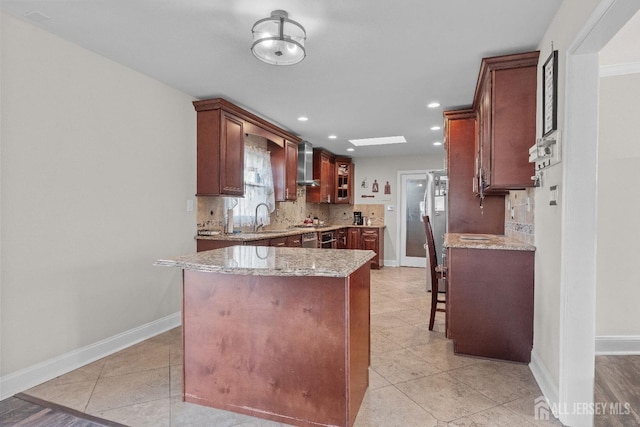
[444,234,535,363]
[159,247,374,427]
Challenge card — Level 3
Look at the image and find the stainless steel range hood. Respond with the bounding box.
[297,141,319,186]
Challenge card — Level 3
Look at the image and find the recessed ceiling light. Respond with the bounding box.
[427,102,440,109]
[23,10,51,23]
[297,116,308,121]
[346,148,354,152]
[430,126,441,131]
[349,136,406,147]
[328,135,337,139]
[433,141,443,146]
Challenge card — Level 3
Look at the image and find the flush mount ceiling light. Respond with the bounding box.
[349,136,407,147]
[251,10,306,66]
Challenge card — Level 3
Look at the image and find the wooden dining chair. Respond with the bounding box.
[423,215,447,331]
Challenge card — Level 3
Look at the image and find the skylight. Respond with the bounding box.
[349,136,407,147]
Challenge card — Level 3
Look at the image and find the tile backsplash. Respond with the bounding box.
[505,188,535,245]
[197,186,385,232]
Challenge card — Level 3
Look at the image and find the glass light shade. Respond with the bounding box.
[251,10,306,66]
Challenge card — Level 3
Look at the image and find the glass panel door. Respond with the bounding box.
[400,172,427,267]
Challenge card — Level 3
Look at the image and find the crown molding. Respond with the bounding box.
[600,61,640,77]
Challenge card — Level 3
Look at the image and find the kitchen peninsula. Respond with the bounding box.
[155,246,375,427]
[444,233,535,363]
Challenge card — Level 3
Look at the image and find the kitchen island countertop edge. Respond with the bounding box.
[444,233,535,251]
[154,246,376,278]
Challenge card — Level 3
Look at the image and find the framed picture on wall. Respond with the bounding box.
[542,50,558,137]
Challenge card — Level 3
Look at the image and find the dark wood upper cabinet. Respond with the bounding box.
[473,51,539,193]
[193,103,244,196]
[219,111,245,196]
[194,98,301,198]
[445,109,505,234]
[270,139,298,202]
[306,149,335,204]
[334,157,353,204]
[306,149,355,204]
[284,140,298,201]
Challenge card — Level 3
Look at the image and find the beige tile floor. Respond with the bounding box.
[22,267,564,426]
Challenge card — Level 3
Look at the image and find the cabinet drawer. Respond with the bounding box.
[197,240,236,252]
[286,235,302,247]
[270,236,288,247]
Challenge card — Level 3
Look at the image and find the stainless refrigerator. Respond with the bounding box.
[422,170,447,265]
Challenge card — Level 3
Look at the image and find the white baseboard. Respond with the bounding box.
[0,312,181,400]
[595,335,640,355]
[383,259,398,267]
[529,349,560,417]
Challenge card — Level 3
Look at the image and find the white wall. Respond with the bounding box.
[531,2,640,425]
[596,72,640,336]
[530,0,601,393]
[0,12,195,381]
[352,154,445,264]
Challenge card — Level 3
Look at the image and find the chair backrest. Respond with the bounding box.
[423,215,439,290]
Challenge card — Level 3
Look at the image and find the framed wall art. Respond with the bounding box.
[542,50,558,137]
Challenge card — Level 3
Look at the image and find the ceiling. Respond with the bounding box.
[1,0,563,158]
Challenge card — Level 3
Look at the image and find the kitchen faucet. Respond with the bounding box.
[254,203,270,232]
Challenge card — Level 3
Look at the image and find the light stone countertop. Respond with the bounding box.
[196,224,385,241]
[154,246,376,277]
[444,233,536,251]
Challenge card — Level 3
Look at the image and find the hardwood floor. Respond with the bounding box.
[594,355,640,427]
[0,393,126,427]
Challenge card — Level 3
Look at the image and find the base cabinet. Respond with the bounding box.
[197,240,235,251]
[336,228,347,249]
[269,237,287,247]
[197,227,384,269]
[447,247,534,363]
[286,234,302,247]
[182,265,370,427]
[347,228,361,250]
[196,238,278,251]
[347,227,384,269]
